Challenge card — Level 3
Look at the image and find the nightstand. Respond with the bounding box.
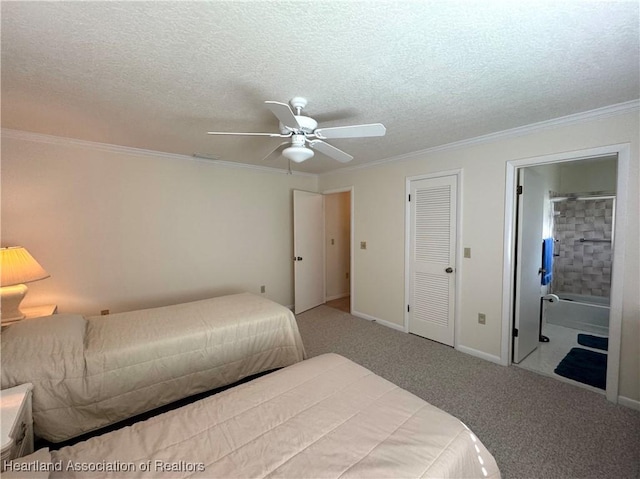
[1,304,57,327]
[1,383,34,470]
[21,304,57,319]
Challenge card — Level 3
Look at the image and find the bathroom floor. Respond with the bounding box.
[517,322,608,394]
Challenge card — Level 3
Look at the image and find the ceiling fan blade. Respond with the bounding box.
[207,131,289,137]
[314,123,386,139]
[308,140,353,163]
[264,101,301,130]
[260,141,289,162]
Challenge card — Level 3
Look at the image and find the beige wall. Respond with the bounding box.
[559,157,618,193]
[324,191,350,299]
[318,112,639,402]
[1,135,316,314]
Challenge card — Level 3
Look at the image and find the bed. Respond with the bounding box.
[5,354,500,478]
[0,293,306,443]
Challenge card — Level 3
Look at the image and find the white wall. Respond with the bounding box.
[1,133,316,314]
[318,111,639,402]
[324,191,350,299]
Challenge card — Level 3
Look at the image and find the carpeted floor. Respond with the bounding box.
[296,305,640,479]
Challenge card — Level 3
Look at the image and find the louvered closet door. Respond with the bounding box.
[408,175,457,346]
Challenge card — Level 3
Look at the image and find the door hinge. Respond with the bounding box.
[408,194,411,202]
[407,305,410,313]
[517,185,523,195]
[513,328,519,337]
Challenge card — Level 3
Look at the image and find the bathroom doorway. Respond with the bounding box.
[503,143,630,403]
[515,157,617,393]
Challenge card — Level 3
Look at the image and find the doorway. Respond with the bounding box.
[293,187,354,315]
[514,157,617,393]
[323,188,353,314]
[503,144,630,403]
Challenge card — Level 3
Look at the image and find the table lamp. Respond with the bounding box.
[1,246,50,322]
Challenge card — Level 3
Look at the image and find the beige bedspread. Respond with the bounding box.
[8,354,500,478]
[1,293,305,443]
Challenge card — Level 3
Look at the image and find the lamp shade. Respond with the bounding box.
[1,247,50,287]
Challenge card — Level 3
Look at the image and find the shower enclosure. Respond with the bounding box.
[548,195,614,334]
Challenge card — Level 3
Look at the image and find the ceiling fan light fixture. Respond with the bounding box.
[282,146,314,163]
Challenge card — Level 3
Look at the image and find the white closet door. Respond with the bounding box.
[408,175,457,346]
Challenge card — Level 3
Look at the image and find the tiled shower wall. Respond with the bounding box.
[551,198,614,298]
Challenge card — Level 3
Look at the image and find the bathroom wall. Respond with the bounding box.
[552,197,614,298]
[549,157,617,298]
[558,157,617,193]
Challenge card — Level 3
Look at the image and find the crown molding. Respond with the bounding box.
[323,99,640,175]
[0,128,317,178]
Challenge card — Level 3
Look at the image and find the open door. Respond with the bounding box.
[293,190,324,314]
[513,168,545,363]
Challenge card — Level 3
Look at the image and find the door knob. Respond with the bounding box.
[445,267,454,273]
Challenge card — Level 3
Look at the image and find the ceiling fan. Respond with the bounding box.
[207,97,386,163]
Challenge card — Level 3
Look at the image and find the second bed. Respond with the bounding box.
[1,293,306,442]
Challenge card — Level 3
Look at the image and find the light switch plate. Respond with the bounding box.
[464,248,471,258]
[360,241,367,250]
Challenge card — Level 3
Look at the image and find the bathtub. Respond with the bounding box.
[545,293,609,335]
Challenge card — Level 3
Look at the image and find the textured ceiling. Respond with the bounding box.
[2,1,638,174]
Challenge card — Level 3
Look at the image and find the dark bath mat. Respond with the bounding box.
[577,333,609,351]
[554,347,607,390]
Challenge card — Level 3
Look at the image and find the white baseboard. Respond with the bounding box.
[352,311,507,364]
[325,293,350,301]
[352,310,406,332]
[455,345,503,365]
[618,395,640,411]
